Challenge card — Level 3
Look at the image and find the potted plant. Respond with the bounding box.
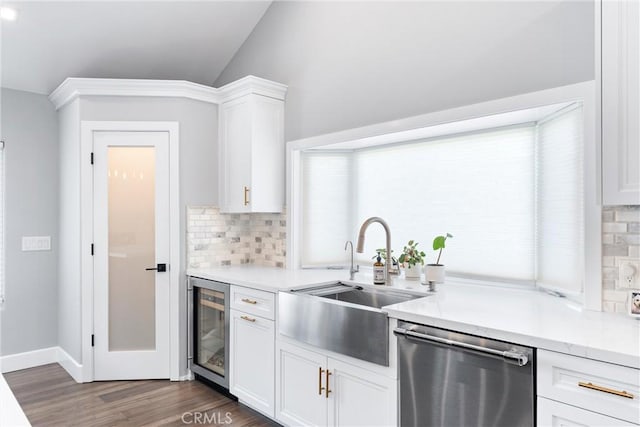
[425,233,453,284]
[398,240,425,280]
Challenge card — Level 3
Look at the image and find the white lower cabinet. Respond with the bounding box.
[537,349,640,426]
[276,340,397,427]
[276,341,328,426]
[327,357,397,427]
[229,308,275,418]
[538,397,632,427]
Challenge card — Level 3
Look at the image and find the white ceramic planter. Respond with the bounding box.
[425,264,445,283]
[403,264,421,280]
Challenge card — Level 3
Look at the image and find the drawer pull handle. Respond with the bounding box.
[318,367,325,395]
[240,315,256,323]
[244,186,250,206]
[578,381,634,399]
[241,298,257,304]
[326,369,332,398]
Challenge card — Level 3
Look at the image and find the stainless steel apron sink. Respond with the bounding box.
[279,283,424,366]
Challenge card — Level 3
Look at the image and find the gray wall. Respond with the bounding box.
[0,88,59,356]
[215,1,595,142]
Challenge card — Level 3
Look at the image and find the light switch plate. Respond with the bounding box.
[22,236,51,251]
[617,257,640,288]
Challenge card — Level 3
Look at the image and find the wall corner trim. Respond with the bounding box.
[49,76,288,110]
[57,347,84,383]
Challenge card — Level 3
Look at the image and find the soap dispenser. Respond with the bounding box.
[373,252,385,285]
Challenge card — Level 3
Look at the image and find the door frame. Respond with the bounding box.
[80,121,180,382]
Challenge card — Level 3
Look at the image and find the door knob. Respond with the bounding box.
[145,263,167,272]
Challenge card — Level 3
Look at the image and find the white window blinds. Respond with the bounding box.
[301,152,352,266]
[536,106,584,293]
[300,105,584,292]
[0,141,4,304]
[355,126,536,281]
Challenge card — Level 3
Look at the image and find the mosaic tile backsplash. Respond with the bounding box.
[187,206,286,269]
[602,205,640,313]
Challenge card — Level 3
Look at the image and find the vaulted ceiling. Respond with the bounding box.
[1,1,272,95]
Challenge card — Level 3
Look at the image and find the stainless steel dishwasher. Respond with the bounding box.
[394,321,534,427]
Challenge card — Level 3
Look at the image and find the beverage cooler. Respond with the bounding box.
[188,277,230,389]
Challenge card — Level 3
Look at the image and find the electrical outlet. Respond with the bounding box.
[617,257,640,288]
[21,236,51,252]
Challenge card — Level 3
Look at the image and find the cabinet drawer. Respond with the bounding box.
[537,350,640,424]
[231,286,275,320]
[538,397,634,427]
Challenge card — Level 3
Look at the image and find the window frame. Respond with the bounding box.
[287,81,601,310]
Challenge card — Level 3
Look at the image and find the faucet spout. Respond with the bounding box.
[344,241,359,280]
[356,217,393,285]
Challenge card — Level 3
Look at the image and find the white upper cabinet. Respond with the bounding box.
[218,77,287,213]
[602,0,640,205]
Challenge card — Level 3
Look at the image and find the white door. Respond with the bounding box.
[230,309,275,417]
[276,341,328,426]
[93,131,170,380]
[327,358,397,427]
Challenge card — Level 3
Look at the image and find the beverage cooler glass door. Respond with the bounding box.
[191,279,230,388]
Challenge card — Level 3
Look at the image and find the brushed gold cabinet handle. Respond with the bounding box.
[325,369,332,398]
[240,315,256,323]
[244,186,250,206]
[578,381,634,399]
[318,367,325,395]
[241,298,257,305]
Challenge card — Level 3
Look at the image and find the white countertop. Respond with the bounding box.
[187,266,640,368]
[383,283,640,369]
[187,265,346,291]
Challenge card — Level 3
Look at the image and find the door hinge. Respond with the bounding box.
[91,244,94,256]
[90,152,94,165]
[91,334,95,347]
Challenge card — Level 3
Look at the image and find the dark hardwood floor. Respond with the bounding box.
[4,364,279,427]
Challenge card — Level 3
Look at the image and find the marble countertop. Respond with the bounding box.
[187,266,640,368]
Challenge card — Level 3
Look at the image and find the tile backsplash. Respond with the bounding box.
[602,205,640,313]
[187,206,286,269]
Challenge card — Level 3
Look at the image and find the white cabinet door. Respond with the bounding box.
[219,98,252,212]
[327,358,397,427]
[229,309,275,418]
[538,397,633,427]
[276,341,328,427]
[218,93,285,213]
[602,0,640,205]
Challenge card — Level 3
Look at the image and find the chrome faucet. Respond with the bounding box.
[344,241,359,280]
[356,217,393,285]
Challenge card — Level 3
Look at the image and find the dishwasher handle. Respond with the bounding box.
[394,327,529,367]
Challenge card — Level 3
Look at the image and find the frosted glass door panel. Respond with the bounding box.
[108,147,156,352]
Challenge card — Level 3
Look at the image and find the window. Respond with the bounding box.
[300,104,584,293]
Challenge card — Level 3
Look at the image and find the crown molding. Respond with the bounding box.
[49,76,287,110]
[217,75,288,103]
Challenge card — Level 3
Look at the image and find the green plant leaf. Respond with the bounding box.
[433,235,446,250]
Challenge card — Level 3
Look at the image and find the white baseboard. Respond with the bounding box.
[57,347,83,383]
[0,347,58,373]
[0,346,84,383]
